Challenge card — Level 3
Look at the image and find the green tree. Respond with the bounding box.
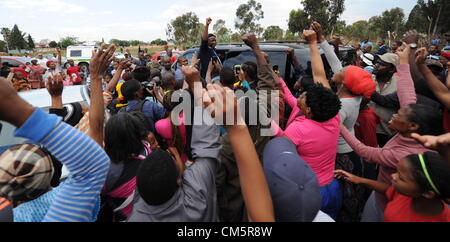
[151,38,168,45]
[49,41,59,48]
[283,31,298,41]
[166,12,201,49]
[263,25,284,41]
[109,39,131,47]
[59,36,78,48]
[9,24,28,50]
[288,9,310,35]
[417,0,449,36]
[368,8,406,39]
[130,40,142,46]
[213,19,231,36]
[27,34,35,49]
[235,0,264,35]
[230,32,242,42]
[1,28,11,52]
[0,40,7,52]
[288,0,345,36]
[406,4,428,34]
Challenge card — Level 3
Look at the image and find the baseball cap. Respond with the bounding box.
[263,137,322,222]
[360,53,375,66]
[425,58,444,70]
[0,144,54,202]
[378,53,399,67]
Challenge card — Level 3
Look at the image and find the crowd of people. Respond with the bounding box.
[0,17,449,223]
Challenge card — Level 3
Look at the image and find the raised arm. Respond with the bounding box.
[335,170,390,195]
[279,77,297,109]
[0,77,110,222]
[312,22,343,74]
[340,125,398,169]
[403,30,423,82]
[56,48,62,66]
[242,34,275,90]
[46,74,64,110]
[106,60,126,93]
[88,43,116,146]
[396,43,417,107]
[203,83,274,222]
[415,48,450,109]
[202,17,212,41]
[303,30,330,89]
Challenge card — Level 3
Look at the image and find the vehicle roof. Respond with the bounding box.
[1,56,32,63]
[18,85,89,108]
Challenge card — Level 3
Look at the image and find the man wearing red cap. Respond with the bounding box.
[43,48,63,86]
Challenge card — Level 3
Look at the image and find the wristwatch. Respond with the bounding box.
[409,43,418,49]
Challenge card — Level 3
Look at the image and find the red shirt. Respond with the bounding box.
[354,105,380,148]
[384,187,450,222]
[11,68,28,79]
[67,66,81,84]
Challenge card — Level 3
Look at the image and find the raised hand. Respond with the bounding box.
[242,34,259,49]
[402,30,419,45]
[311,21,325,43]
[202,84,245,127]
[334,170,363,184]
[206,17,212,26]
[415,47,428,65]
[90,43,116,78]
[303,30,318,44]
[396,42,411,65]
[46,73,64,97]
[285,48,295,58]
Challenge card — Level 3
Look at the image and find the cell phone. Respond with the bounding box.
[273,65,279,71]
[234,65,241,74]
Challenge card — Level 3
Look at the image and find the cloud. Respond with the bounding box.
[0,0,86,13]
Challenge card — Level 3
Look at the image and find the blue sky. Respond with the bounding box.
[0,0,417,43]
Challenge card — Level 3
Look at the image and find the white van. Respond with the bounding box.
[66,45,98,69]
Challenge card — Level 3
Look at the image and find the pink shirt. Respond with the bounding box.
[155,114,188,163]
[275,78,340,186]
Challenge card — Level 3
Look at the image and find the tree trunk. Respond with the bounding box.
[432,3,443,37]
[427,16,433,42]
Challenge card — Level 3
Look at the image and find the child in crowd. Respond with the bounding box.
[335,152,450,222]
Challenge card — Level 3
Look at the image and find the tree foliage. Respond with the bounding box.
[263,25,284,41]
[166,12,201,49]
[59,36,78,48]
[288,0,345,35]
[288,9,309,35]
[9,24,28,50]
[27,34,35,49]
[49,41,59,48]
[235,0,264,35]
[151,38,168,45]
[0,40,6,52]
[213,19,231,36]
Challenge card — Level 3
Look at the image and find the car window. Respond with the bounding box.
[223,51,287,79]
[3,59,21,67]
[70,50,82,57]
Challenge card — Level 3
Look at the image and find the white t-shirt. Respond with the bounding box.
[37,58,48,68]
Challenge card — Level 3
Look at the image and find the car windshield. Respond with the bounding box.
[223,51,287,78]
[0,86,89,146]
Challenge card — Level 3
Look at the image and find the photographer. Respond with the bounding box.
[121,79,166,133]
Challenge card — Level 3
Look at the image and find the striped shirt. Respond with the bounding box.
[14,109,110,222]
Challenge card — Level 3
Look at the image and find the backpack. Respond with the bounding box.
[118,100,152,132]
